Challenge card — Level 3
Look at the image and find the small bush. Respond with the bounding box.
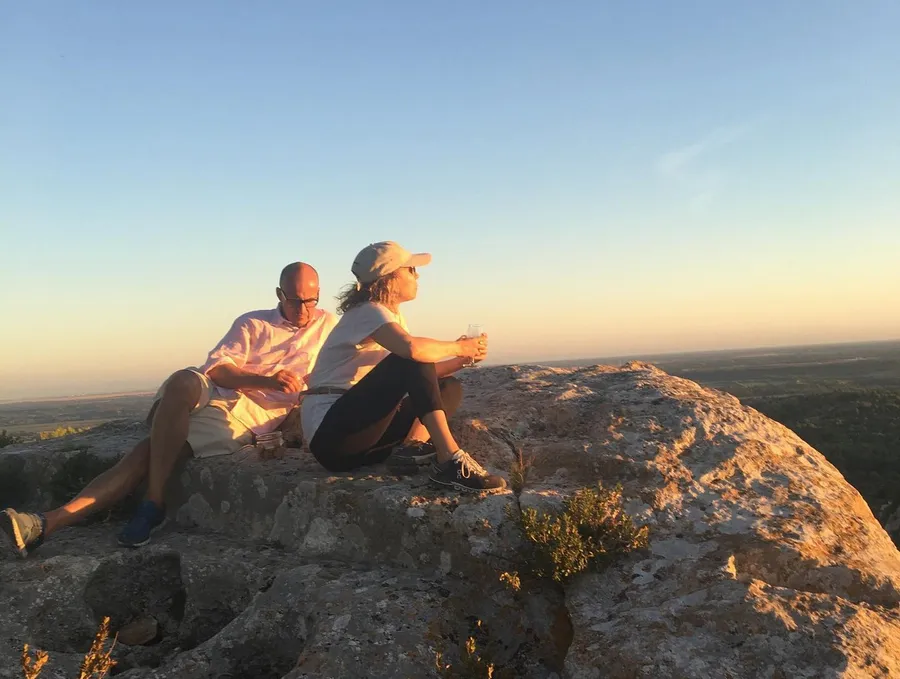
[0,429,23,449]
[39,426,88,441]
[518,483,649,583]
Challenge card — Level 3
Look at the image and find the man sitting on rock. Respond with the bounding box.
[1,262,337,557]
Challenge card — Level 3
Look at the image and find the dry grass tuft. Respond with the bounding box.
[434,620,497,679]
[78,616,117,679]
[21,645,49,679]
[20,617,117,679]
[508,446,534,498]
[498,571,521,592]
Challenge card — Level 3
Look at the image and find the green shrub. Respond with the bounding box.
[749,388,900,512]
[518,483,649,583]
[39,426,88,441]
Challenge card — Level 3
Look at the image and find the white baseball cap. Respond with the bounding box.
[351,241,432,284]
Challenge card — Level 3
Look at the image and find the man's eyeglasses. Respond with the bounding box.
[280,294,319,307]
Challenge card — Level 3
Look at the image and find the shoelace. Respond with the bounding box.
[452,450,487,478]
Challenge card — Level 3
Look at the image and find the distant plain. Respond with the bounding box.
[2,340,898,435]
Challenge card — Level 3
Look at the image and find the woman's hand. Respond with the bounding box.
[474,333,489,363]
[457,334,488,362]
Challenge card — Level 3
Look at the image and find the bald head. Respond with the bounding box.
[277,262,320,327]
[280,262,318,290]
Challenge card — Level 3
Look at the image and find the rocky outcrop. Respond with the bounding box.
[2,363,899,678]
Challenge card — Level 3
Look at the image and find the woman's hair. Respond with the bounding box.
[336,272,401,315]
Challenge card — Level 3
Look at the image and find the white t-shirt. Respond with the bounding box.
[301,302,408,443]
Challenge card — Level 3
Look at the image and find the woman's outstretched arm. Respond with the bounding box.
[370,323,485,364]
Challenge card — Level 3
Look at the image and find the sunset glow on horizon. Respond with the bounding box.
[2,2,898,399]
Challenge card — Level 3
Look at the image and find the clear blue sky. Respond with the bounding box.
[2,1,899,399]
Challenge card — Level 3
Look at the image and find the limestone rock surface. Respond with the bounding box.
[2,363,899,678]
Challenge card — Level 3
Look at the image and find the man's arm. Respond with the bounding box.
[201,315,302,394]
[206,363,301,393]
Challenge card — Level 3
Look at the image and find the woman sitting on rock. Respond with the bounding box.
[301,241,506,492]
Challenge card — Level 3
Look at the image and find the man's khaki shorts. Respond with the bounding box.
[152,369,253,458]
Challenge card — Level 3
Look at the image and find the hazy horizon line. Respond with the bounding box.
[2,337,897,405]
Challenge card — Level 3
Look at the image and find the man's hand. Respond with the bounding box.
[268,370,303,393]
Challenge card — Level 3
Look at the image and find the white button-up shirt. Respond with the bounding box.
[199,307,337,434]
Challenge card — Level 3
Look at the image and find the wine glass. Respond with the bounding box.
[466,324,484,366]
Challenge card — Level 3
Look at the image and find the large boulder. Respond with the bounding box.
[2,363,899,678]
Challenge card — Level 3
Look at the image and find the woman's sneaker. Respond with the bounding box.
[387,441,437,473]
[1,508,47,558]
[429,450,507,492]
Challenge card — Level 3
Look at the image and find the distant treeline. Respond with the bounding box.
[748,388,900,515]
[0,394,154,432]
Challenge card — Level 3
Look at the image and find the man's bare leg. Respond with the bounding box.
[41,368,199,535]
[2,369,202,556]
[144,370,201,506]
[116,369,200,547]
[42,439,151,537]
